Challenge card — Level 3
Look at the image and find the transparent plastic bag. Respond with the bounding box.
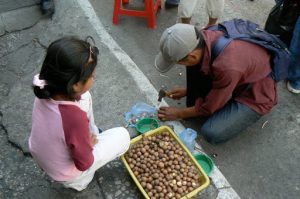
[124,102,157,127]
[179,128,197,152]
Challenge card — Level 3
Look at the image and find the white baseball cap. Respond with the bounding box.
[154,23,200,73]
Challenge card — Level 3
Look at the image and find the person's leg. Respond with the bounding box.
[205,0,224,26]
[165,0,180,9]
[200,100,261,144]
[61,127,130,191]
[178,0,198,24]
[40,0,55,16]
[186,67,212,107]
[207,17,218,26]
[274,0,284,5]
[287,17,300,93]
[166,0,180,4]
[181,18,192,24]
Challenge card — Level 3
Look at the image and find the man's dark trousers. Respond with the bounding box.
[186,67,261,144]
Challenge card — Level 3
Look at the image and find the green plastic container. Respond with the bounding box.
[135,118,160,134]
[194,154,214,176]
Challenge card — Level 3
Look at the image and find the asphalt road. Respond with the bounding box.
[89,0,300,198]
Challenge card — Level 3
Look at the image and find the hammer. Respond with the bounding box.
[158,89,169,102]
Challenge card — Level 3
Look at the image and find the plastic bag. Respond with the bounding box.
[179,128,197,152]
[265,0,300,46]
[124,102,157,127]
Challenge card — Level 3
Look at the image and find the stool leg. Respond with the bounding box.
[145,0,156,28]
[122,0,129,4]
[157,0,162,10]
[113,0,121,25]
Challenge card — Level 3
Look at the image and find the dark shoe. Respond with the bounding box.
[41,0,55,16]
[165,2,178,10]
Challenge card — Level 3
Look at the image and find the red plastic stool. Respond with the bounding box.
[113,0,161,29]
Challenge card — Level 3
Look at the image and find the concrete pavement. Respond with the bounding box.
[89,0,300,198]
[1,0,299,198]
[0,0,239,198]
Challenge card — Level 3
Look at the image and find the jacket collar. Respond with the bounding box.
[198,29,224,75]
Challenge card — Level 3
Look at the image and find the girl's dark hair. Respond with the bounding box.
[33,36,99,99]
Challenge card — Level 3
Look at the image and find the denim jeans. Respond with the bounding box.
[185,67,261,144]
[200,100,261,144]
[288,16,300,89]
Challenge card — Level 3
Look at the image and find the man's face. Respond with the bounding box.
[177,49,203,66]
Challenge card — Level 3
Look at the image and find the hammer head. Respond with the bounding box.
[158,89,167,102]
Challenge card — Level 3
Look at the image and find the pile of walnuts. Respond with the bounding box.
[125,131,202,199]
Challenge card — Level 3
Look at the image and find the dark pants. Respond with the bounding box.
[288,17,300,89]
[165,0,180,5]
[186,67,261,144]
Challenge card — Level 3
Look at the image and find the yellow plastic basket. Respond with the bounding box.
[121,126,210,198]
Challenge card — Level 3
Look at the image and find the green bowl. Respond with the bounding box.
[193,154,214,176]
[136,118,160,134]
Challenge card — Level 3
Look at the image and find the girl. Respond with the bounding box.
[29,37,130,191]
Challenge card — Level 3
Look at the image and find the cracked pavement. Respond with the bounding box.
[0,0,299,199]
[0,1,219,198]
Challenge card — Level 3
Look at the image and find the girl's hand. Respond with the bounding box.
[167,87,187,100]
[90,133,98,146]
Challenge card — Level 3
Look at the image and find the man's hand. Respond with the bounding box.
[90,133,98,146]
[158,106,183,121]
[158,106,201,121]
[167,87,187,100]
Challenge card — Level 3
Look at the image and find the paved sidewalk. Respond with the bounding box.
[0,0,238,198]
[89,0,300,198]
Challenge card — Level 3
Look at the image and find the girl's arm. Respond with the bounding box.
[79,91,99,135]
[59,104,94,171]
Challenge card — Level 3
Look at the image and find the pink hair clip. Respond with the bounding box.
[33,74,48,89]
